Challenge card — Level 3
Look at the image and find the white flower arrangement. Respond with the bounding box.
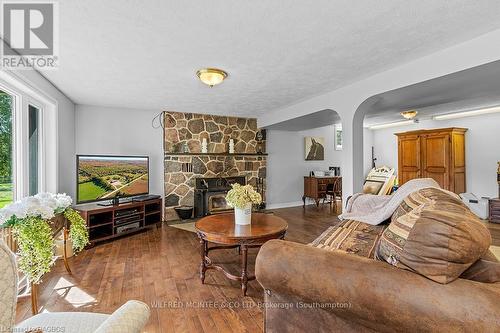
[225,184,262,209]
[0,192,89,284]
[0,192,73,226]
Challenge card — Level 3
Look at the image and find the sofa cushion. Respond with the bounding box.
[309,220,386,258]
[391,187,461,224]
[376,188,491,284]
[460,250,500,283]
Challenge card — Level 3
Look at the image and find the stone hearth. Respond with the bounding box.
[164,111,266,221]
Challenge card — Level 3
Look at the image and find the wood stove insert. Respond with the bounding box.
[194,176,246,218]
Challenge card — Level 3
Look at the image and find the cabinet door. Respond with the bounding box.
[451,132,466,193]
[421,132,450,190]
[398,135,421,185]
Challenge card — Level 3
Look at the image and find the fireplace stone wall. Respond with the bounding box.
[164,111,266,221]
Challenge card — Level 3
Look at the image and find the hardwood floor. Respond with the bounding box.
[15,204,338,333]
[15,203,500,332]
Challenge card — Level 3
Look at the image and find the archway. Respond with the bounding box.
[264,109,343,208]
[352,59,500,195]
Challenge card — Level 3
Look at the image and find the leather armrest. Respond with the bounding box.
[256,240,500,332]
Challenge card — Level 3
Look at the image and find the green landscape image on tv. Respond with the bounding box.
[77,156,149,203]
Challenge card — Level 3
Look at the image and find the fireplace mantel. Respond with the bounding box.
[165,152,268,156]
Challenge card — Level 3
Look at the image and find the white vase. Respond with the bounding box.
[234,203,252,225]
[229,139,235,154]
[201,138,208,153]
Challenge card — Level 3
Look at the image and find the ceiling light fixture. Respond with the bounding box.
[196,68,228,87]
[368,120,415,130]
[432,106,500,120]
[400,110,418,120]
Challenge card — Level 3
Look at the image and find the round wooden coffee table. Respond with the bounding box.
[195,213,288,296]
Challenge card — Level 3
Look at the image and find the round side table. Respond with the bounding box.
[195,213,288,296]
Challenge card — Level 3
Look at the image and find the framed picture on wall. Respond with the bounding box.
[305,137,325,160]
[334,124,343,151]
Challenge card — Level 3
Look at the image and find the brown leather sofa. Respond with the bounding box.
[256,241,500,332]
[255,188,500,332]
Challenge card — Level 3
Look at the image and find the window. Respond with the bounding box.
[0,71,58,201]
[28,105,40,195]
[0,90,13,208]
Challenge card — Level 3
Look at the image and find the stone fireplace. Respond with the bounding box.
[193,176,246,217]
[163,111,267,221]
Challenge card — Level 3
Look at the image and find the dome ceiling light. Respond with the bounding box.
[400,110,418,120]
[196,68,228,87]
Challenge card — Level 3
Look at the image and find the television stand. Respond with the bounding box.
[75,197,163,245]
[97,198,133,207]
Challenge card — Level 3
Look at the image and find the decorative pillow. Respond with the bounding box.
[309,220,386,259]
[376,190,491,284]
[460,250,500,283]
[391,187,462,224]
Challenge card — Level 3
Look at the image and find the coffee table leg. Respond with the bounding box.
[241,245,248,296]
[199,238,207,284]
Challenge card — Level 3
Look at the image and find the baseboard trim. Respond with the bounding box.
[266,201,304,209]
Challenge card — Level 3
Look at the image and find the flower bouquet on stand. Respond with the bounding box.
[225,184,262,226]
[0,193,89,285]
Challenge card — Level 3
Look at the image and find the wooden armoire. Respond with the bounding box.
[395,127,467,194]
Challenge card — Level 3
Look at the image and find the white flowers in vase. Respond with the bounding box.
[0,192,88,284]
[225,184,262,225]
[0,192,73,225]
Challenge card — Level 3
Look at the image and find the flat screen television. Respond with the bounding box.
[76,155,149,204]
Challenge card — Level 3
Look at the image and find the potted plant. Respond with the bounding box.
[225,184,262,225]
[0,193,89,284]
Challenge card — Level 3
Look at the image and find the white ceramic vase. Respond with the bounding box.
[229,139,235,154]
[201,138,208,153]
[234,202,252,225]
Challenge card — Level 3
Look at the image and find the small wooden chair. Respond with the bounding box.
[325,178,342,212]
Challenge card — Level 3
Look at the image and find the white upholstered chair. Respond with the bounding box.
[0,239,150,333]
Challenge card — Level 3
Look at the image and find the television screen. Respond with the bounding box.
[77,155,149,204]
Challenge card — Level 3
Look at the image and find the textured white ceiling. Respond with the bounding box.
[40,1,500,116]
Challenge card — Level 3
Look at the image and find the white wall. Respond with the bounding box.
[75,105,164,196]
[369,112,500,198]
[266,125,342,208]
[363,127,374,176]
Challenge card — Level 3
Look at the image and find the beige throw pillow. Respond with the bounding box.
[376,189,491,284]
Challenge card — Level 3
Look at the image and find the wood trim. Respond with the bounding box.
[395,127,468,136]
